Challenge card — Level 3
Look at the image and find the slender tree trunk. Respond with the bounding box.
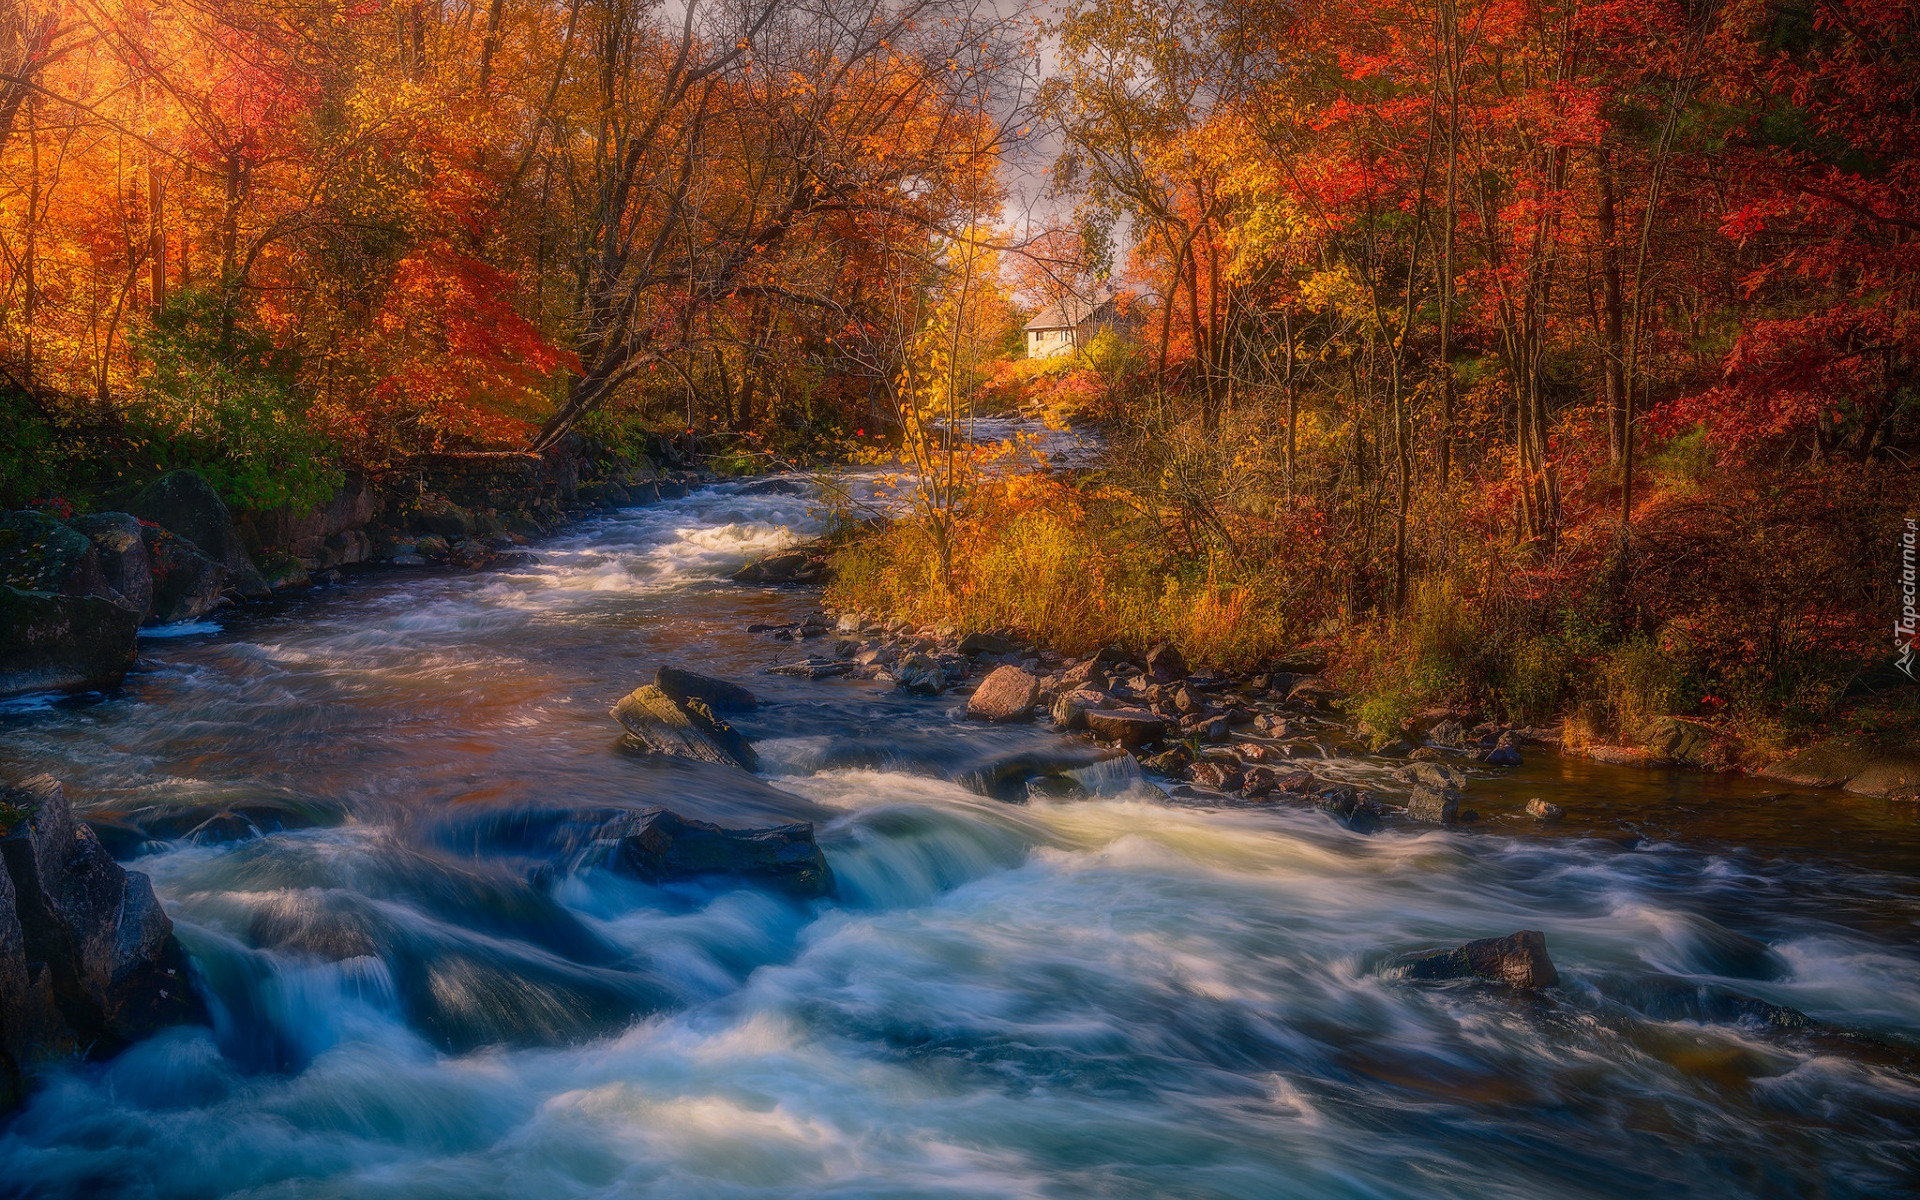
[1599,150,1625,464]
[22,93,38,384]
[148,165,165,313]
[478,0,506,89]
[1283,309,1297,500]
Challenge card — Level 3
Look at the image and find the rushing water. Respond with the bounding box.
[3,471,1919,1199]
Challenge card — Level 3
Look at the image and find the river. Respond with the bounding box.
[1,468,1918,1198]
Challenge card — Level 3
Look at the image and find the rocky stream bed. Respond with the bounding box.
[0,457,1917,1198]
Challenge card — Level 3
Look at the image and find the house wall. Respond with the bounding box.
[1027,327,1077,359]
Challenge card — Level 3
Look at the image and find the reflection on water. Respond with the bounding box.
[1,472,1918,1199]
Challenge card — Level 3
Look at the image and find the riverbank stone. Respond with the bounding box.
[1761,736,1920,797]
[70,513,153,614]
[1286,676,1345,711]
[968,666,1041,722]
[1401,930,1560,989]
[130,470,270,598]
[1086,707,1167,746]
[732,546,831,585]
[1145,642,1188,683]
[1,510,108,598]
[766,657,854,679]
[141,526,228,624]
[0,586,142,698]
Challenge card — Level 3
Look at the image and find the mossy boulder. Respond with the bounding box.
[130,470,270,598]
[141,526,227,625]
[69,513,153,615]
[0,510,105,598]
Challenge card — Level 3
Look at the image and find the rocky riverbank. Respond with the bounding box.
[727,602,1564,830]
[723,567,1920,814]
[1,443,697,701]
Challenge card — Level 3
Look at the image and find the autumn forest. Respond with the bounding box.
[2,0,1916,751]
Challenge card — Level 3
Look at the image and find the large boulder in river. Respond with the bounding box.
[1405,786,1463,825]
[600,807,833,898]
[141,525,227,624]
[0,586,141,699]
[130,470,270,598]
[612,684,757,770]
[1,776,204,1108]
[966,665,1040,722]
[1400,930,1559,989]
[655,666,758,712]
[69,513,152,616]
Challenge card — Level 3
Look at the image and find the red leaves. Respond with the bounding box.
[368,241,578,448]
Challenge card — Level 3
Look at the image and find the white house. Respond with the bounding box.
[1024,291,1123,360]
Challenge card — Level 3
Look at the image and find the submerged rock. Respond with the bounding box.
[765,657,854,679]
[611,684,757,770]
[967,665,1040,722]
[893,653,948,696]
[599,807,833,898]
[1594,972,1810,1030]
[1318,789,1383,833]
[1,776,205,1108]
[1526,797,1565,822]
[1400,930,1560,989]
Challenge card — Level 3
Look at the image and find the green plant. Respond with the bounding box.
[0,387,66,509]
[1645,425,1716,490]
[127,289,342,513]
[1603,632,1692,732]
[1500,634,1572,721]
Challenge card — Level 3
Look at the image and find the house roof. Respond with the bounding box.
[1024,290,1115,332]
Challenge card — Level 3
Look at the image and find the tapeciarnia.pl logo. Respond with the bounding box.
[1900,517,1918,679]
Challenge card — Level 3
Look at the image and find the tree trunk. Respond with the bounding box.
[1599,151,1625,464]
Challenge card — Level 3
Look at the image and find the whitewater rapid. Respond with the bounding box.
[1,473,1917,1199]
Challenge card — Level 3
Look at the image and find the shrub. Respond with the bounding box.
[127,289,342,513]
